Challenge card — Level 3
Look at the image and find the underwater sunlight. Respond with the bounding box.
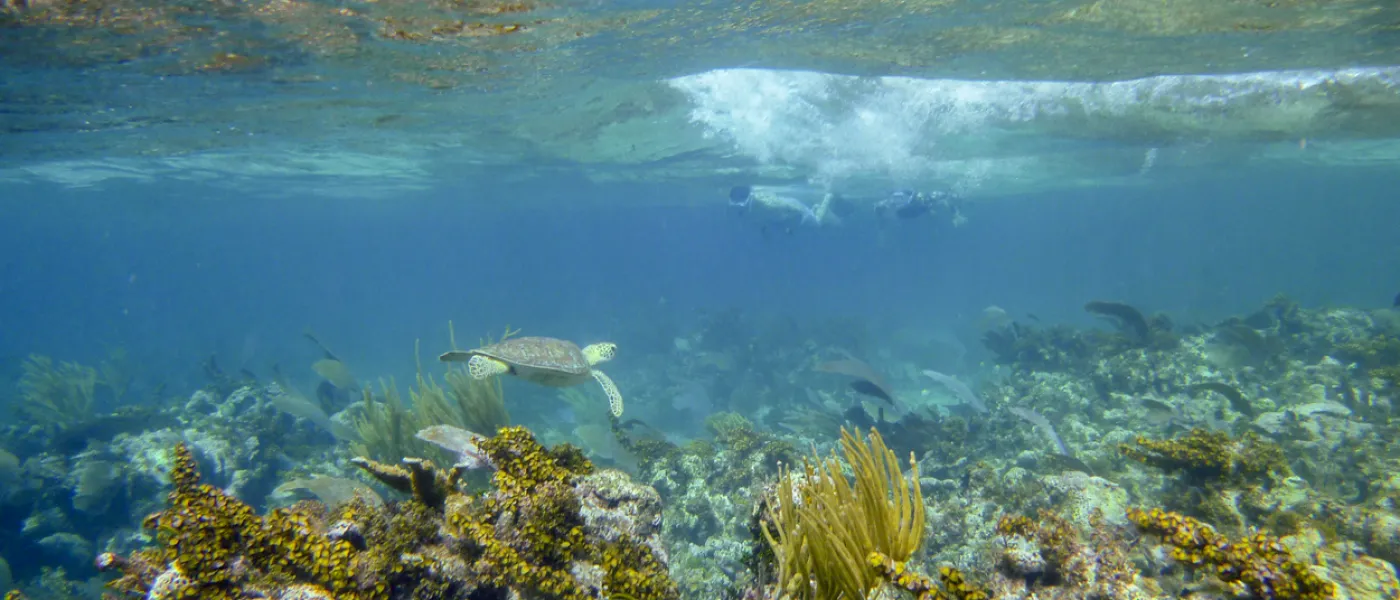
[2,0,1400,599]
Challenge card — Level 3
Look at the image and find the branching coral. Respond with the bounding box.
[17,354,98,428]
[1121,429,1293,531]
[350,381,428,464]
[980,322,1094,372]
[350,454,459,510]
[102,443,371,600]
[444,426,674,600]
[996,512,1077,578]
[1120,428,1291,487]
[351,333,510,465]
[105,426,679,600]
[1128,507,1336,600]
[1335,334,1400,389]
[432,369,509,435]
[17,352,134,430]
[761,427,930,600]
[1335,334,1400,370]
[411,327,510,446]
[704,412,798,487]
[991,508,1142,595]
[354,425,676,600]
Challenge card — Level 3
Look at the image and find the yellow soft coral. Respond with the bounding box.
[763,427,926,600]
[1128,507,1335,600]
[135,444,372,599]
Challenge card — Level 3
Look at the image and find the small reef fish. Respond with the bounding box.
[921,370,987,414]
[416,424,493,471]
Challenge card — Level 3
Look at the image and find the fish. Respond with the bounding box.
[921,370,987,414]
[303,329,340,361]
[416,425,493,471]
[273,475,383,510]
[312,358,357,390]
[1008,406,1092,474]
[1186,382,1254,417]
[671,380,713,414]
[1139,397,1178,419]
[849,380,892,402]
[268,376,356,441]
[817,359,896,405]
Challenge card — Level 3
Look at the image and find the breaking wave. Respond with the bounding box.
[667,67,1400,191]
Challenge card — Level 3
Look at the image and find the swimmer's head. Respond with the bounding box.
[728,185,753,208]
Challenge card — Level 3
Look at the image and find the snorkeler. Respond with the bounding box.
[728,184,836,237]
[873,189,966,226]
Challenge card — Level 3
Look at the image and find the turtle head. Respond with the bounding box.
[582,342,617,366]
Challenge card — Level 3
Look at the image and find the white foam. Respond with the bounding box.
[667,66,1400,193]
[4,66,1398,198]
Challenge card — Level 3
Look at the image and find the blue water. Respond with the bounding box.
[4,5,1400,590]
[4,167,1396,398]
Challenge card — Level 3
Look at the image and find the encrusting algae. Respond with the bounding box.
[1120,428,1291,487]
[1128,507,1336,600]
[95,425,680,600]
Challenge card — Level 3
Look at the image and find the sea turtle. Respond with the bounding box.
[439,336,623,417]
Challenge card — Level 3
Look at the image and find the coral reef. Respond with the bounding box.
[12,298,1400,600]
[869,555,987,600]
[97,425,677,600]
[16,355,100,430]
[988,508,1154,598]
[0,379,357,592]
[1121,428,1290,487]
[350,334,510,466]
[1128,507,1336,600]
[615,412,797,599]
[850,298,1400,600]
[15,352,132,433]
[756,427,988,600]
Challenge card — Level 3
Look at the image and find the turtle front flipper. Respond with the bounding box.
[581,342,617,366]
[467,355,511,379]
[590,369,623,417]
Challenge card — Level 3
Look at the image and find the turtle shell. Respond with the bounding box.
[473,336,590,376]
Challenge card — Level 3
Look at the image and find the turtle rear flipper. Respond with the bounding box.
[591,370,623,417]
[439,351,472,362]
